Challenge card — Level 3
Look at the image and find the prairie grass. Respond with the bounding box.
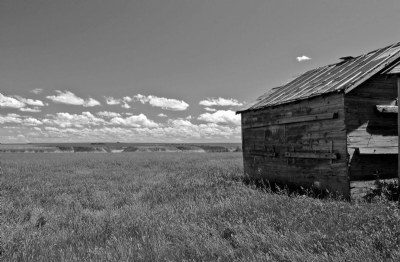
[0,153,399,261]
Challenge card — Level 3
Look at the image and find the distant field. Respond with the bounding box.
[1,153,399,261]
[0,143,242,153]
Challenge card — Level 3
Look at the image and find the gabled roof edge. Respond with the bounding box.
[237,41,400,114]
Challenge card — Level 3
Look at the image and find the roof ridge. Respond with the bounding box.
[238,41,400,113]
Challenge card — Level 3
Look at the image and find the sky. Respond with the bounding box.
[1,0,400,143]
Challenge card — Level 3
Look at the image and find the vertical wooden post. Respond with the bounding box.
[398,75,400,190]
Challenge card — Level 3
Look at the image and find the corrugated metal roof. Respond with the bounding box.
[238,42,400,113]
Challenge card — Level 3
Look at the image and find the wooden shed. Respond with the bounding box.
[237,42,400,198]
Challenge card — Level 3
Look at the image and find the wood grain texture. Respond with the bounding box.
[345,74,398,181]
[398,75,400,187]
[241,92,349,197]
[284,152,338,159]
[376,105,398,113]
[243,112,338,129]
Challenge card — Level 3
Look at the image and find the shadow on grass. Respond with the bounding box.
[242,177,400,204]
[241,177,346,201]
[364,179,399,202]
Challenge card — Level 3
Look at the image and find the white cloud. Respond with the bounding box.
[44,126,61,132]
[122,97,132,108]
[198,110,241,125]
[110,114,158,128]
[0,93,45,110]
[121,102,131,109]
[47,90,100,107]
[20,107,42,113]
[47,91,84,105]
[0,113,42,126]
[134,94,189,111]
[296,55,311,62]
[199,97,243,107]
[159,119,240,140]
[105,96,121,105]
[158,113,167,117]
[204,107,217,112]
[185,115,192,120]
[15,96,45,107]
[105,96,132,108]
[2,118,242,143]
[96,111,121,118]
[30,88,43,94]
[43,112,105,128]
[0,93,26,108]
[133,94,147,103]
[169,119,193,127]
[23,117,42,126]
[84,98,101,107]
[122,96,132,102]
[0,113,23,124]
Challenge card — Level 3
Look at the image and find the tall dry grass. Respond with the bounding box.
[0,153,399,261]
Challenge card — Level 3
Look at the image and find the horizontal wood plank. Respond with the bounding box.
[376,105,398,113]
[284,152,338,159]
[358,147,398,154]
[244,112,338,129]
[249,151,277,157]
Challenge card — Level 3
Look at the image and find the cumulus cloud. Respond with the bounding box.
[199,97,243,107]
[109,114,158,128]
[204,107,217,112]
[47,90,100,107]
[14,96,45,107]
[43,111,158,129]
[134,94,189,111]
[105,96,121,105]
[20,107,42,113]
[84,98,101,107]
[159,119,240,140]
[3,118,241,143]
[122,96,132,102]
[122,97,132,108]
[198,110,241,125]
[0,113,23,124]
[169,119,193,127]
[104,96,132,108]
[30,88,44,94]
[43,112,105,128]
[121,103,130,109]
[23,117,42,126]
[0,113,42,126]
[0,93,45,110]
[0,93,27,108]
[96,111,121,118]
[1,104,244,142]
[296,55,311,62]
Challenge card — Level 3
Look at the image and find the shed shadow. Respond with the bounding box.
[242,177,346,200]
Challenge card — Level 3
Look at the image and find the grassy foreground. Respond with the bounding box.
[0,153,399,261]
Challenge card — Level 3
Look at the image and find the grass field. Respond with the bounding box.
[1,153,400,261]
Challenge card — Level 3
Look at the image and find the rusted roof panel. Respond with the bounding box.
[238,42,400,113]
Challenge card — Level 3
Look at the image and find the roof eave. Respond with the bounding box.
[236,89,345,114]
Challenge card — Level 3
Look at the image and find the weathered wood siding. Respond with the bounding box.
[241,92,349,197]
[345,74,398,180]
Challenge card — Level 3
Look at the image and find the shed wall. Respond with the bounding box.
[241,92,349,197]
[345,74,398,180]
